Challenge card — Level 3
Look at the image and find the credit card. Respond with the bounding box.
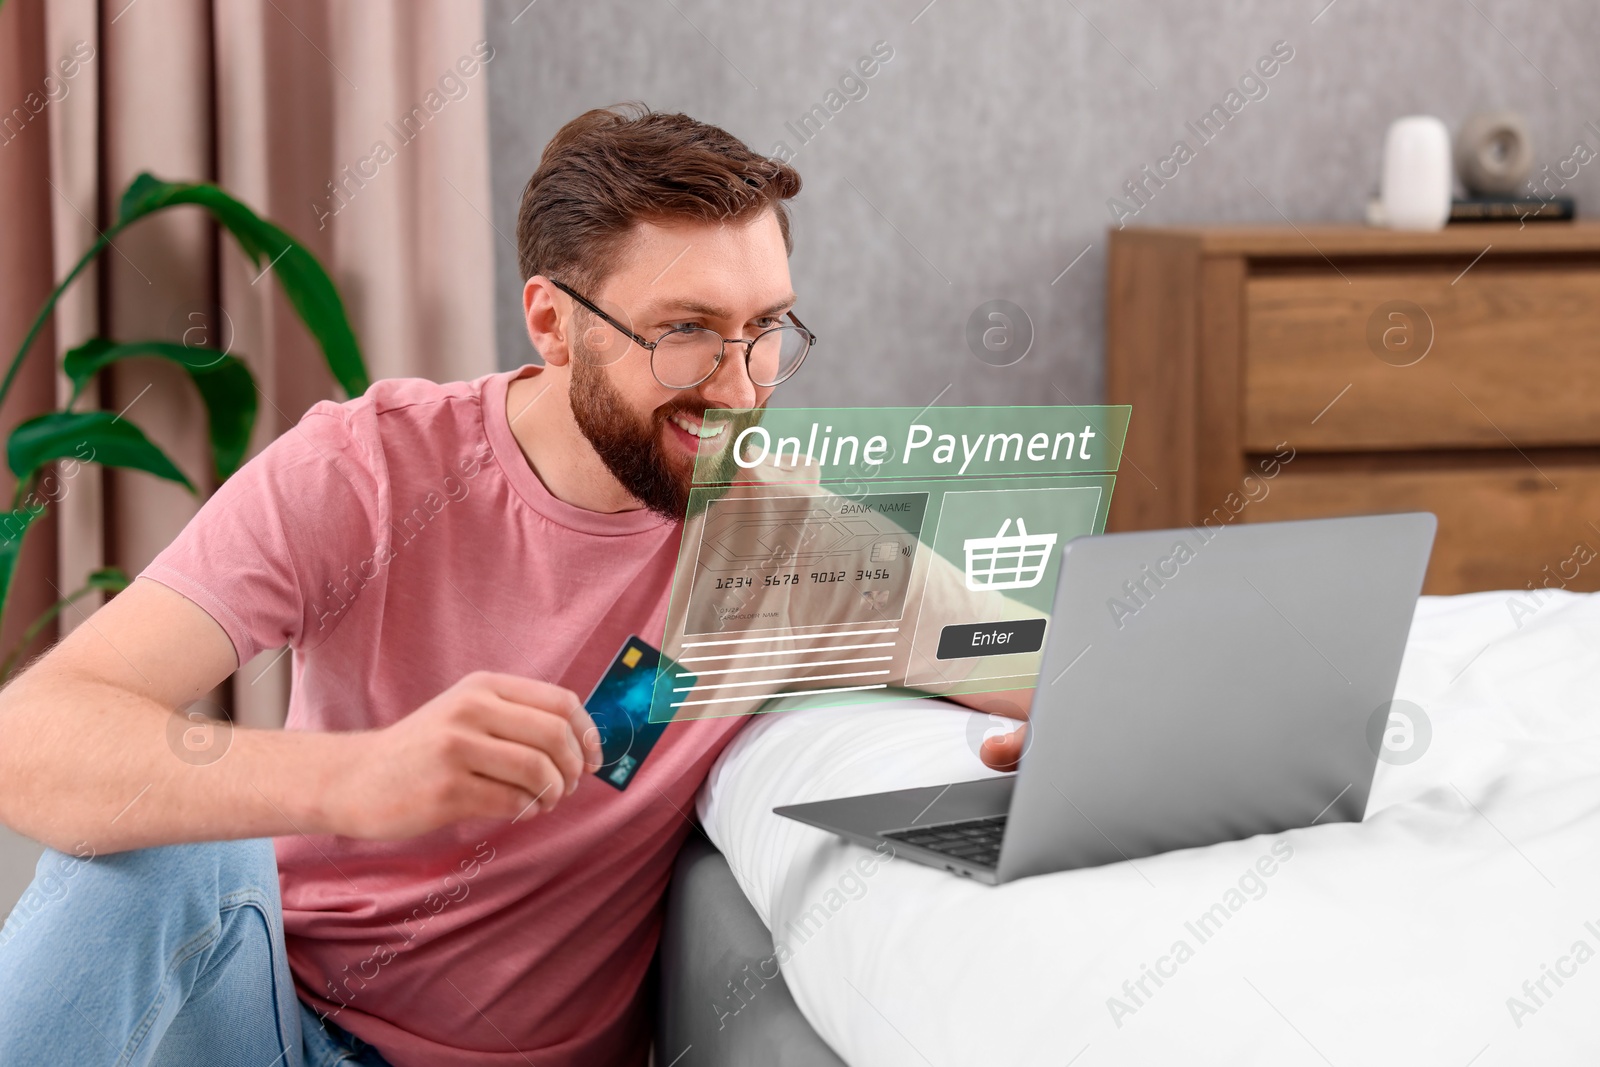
[583,636,690,790]
[682,491,928,636]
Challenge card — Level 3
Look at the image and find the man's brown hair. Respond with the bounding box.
[515,104,801,292]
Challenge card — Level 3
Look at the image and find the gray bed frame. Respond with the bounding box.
[657,833,846,1066]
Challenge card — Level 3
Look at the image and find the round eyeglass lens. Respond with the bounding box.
[651,328,724,389]
[746,325,812,387]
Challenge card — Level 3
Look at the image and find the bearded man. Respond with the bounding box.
[0,104,1024,1067]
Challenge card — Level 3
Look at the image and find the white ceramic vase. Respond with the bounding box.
[1380,116,1453,231]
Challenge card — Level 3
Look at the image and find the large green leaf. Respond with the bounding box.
[9,411,193,494]
[0,172,369,415]
[63,338,258,480]
[117,175,369,398]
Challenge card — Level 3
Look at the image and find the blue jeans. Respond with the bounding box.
[0,837,392,1066]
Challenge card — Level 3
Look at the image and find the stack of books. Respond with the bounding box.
[1450,196,1575,223]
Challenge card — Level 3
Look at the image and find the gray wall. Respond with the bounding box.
[486,0,1600,408]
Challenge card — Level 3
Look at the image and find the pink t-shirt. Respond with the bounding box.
[141,365,746,1067]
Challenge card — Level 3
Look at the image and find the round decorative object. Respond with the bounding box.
[1380,115,1453,231]
[1455,110,1535,197]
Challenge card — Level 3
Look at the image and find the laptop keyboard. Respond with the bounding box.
[881,814,1007,869]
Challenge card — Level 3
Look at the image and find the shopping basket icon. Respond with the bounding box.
[962,518,1057,592]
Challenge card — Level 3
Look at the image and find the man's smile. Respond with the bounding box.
[666,410,729,455]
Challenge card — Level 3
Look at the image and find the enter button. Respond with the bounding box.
[936,619,1047,660]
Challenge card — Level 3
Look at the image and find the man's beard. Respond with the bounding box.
[568,343,762,520]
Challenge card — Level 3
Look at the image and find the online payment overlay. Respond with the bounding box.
[649,406,1129,723]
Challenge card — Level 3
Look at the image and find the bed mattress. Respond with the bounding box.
[695,590,1600,1065]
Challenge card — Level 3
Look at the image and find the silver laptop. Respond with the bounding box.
[774,512,1436,885]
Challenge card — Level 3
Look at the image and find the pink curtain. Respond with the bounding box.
[1,0,495,726]
[0,0,62,681]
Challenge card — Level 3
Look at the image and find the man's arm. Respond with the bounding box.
[0,579,601,856]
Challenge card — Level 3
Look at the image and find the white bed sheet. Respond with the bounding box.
[697,591,1600,1065]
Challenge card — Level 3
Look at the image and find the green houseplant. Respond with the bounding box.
[0,173,369,682]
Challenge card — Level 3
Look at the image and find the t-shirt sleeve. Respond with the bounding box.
[139,400,385,666]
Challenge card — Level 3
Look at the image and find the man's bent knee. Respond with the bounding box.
[0,837,278,952]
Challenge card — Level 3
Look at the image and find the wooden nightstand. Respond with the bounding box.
[1105,222,1600,595]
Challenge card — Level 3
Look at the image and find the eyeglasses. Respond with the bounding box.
[549,278,816,390]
